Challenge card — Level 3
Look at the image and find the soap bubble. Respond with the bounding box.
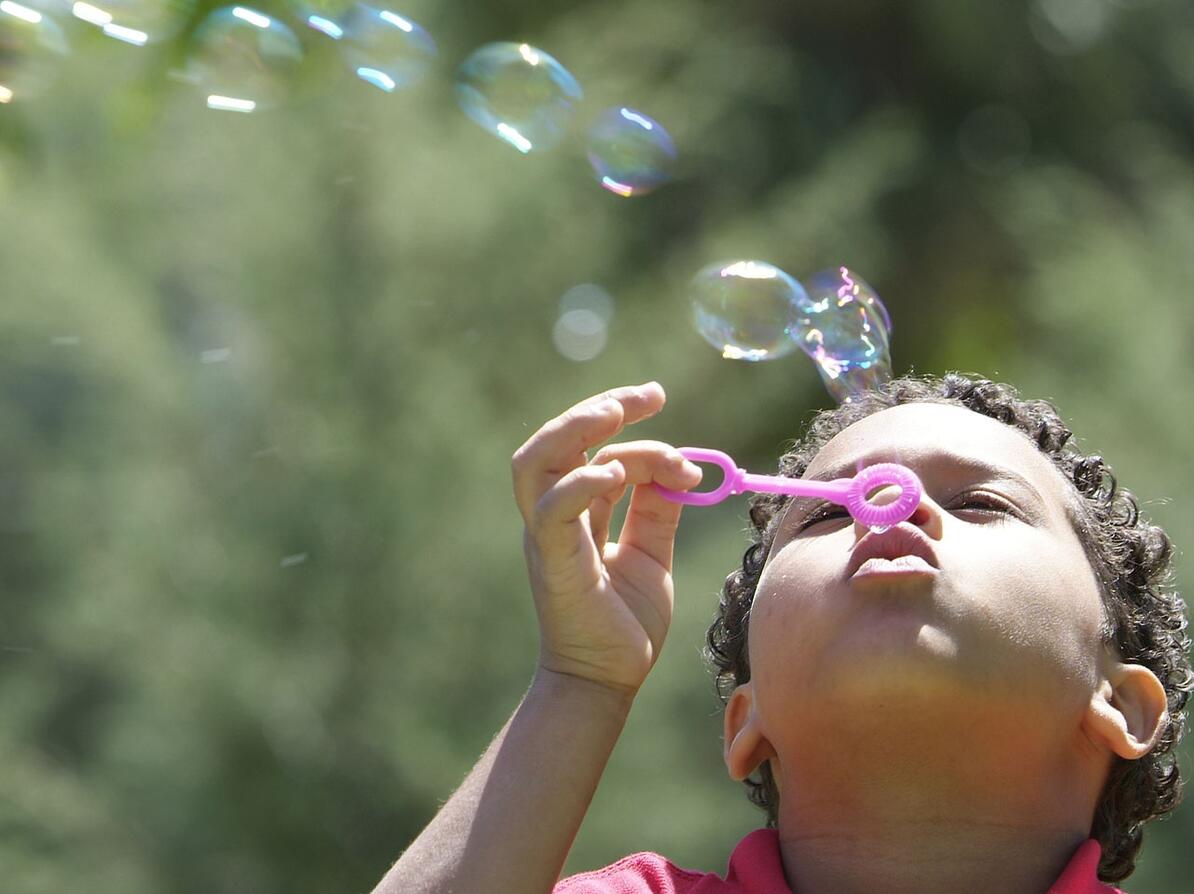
[794,267,893,403]
[0,1,68,103]
[586,106,677,197]
[187,6,303,113]
[68,0,194,45]
[690,260,807,361]
[455,41,582,154]
[307,4,436,93]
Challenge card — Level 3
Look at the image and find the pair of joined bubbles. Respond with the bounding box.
[0,0,676,198]
[691,262,894,404]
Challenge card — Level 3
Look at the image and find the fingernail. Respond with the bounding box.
[682,460,702,477]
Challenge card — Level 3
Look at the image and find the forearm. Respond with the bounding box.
[373,668,635,894]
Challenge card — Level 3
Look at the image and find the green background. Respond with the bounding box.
[0,0,1191,890]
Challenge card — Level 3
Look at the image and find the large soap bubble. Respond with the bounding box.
[794,266,893,403]
[585,106,677,197]
[187,6,303,113]
[307,4,436,93]
[689,260,807,361]
[455,41,582,154]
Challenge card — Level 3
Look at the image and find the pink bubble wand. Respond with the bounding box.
[654,447,923,530]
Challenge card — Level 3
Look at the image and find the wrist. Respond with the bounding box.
[531,665,638,721]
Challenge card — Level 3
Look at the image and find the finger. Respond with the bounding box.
[511,382,665,521]
[589,441,702,552]
[617,477,698,572]
[588,442,702,570]
[590,440,704,493]
[530,461,627,576]
[588,481,629,556]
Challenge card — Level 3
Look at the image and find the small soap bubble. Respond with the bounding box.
[69,0,194,45]
[868,524,891,535]
[795,267,893,404]
[585,106,677,197]
[0,1,68,103]
[455,41,582,154]
[312,4,436,93]
[552,308,608,362]
[187,6,303,113]
[690,260,807,361]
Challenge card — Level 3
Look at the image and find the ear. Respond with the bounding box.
[1083,661,1169,760]
[724,681,778,781]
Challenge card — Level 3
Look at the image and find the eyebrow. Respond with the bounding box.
[776,449,1049,529]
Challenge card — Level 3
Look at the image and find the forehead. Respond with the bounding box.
[804,402,1072,512]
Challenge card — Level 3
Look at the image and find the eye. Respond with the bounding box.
[797,504,850,531]
[952,493,1017,519]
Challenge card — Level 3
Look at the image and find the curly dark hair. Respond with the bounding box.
[705,372,1192,883]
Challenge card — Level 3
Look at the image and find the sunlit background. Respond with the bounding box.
[1,0,1192,890]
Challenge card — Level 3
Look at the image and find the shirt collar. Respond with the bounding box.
[726,830,1125,893]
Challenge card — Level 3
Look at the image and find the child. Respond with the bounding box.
[375,373,1190,894]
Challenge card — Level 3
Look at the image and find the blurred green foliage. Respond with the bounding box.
[0,0,1191,891]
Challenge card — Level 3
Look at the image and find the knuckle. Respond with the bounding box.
[511,446,532,476]
[634,504,674,528]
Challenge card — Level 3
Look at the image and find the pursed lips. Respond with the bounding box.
[845,525,941,580]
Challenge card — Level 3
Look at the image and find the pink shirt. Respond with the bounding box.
[554,830,1127,894]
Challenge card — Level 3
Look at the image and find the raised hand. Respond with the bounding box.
[512,382,702,695]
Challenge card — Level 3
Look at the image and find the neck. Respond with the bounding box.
[770,699,1111,894]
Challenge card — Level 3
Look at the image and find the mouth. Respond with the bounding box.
[850,554,938,580]
[845,525,941,580]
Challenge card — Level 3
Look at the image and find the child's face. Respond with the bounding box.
[744,401,1110,762]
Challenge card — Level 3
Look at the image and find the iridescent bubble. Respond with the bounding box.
[690,260,807,361]
[0,1,68,103]
[69,0,194,45]
[586,106,677,197]
[455,42,582,154]
[794,267,893,403]
[307,4,436,93]
[187,6,303,113]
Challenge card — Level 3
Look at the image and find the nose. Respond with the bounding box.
[853,482,944,540]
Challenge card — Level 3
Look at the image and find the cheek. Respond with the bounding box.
[750,552,845,683]
[950,526,1103,676]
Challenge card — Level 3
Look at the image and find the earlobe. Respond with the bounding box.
[1083,662,1169,760]
[724,681,778,781]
